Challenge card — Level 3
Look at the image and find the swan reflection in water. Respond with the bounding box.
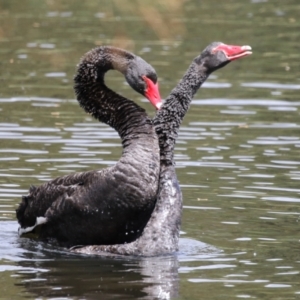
[1,221,219,299]
[14,229,220,299]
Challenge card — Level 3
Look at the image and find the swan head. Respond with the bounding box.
[125,56,162,110]
[196,41,252,71]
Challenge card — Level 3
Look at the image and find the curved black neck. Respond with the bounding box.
[154,60,210,165]
[74,46,153,148]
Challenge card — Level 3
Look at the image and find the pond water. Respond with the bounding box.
[1,0,300,299]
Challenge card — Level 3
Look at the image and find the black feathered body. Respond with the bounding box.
[73,164,181,255]
[72,42,250,256]
[72,53,213,255]
[16,46,160,247]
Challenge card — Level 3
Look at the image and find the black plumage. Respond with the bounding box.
[72,42,252,255]
[16,46,161,247]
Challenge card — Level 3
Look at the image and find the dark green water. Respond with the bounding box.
[1,0,300,299]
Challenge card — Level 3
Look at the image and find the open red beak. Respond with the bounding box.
[213,44,252,61]
[143,76,162,110]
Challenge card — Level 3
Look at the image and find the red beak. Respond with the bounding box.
[143,76,162,110]
[213,44,252,61]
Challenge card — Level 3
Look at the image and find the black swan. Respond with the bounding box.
[16,46,162,247]
[72,42,252,256]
